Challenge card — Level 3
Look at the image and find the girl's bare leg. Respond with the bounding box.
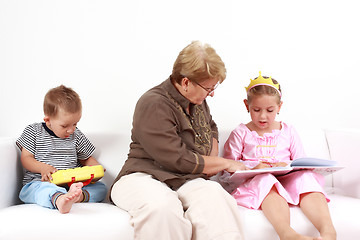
[56,182,84,214]
[299,192,336,240]
[261,187,320,240]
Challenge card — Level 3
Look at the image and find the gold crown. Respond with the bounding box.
[245,71,281,96]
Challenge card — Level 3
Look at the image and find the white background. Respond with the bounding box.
[1,0,359,139]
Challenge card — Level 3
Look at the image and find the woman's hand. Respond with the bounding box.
[224,159,249,173]
[202,156,249,176]
[40,164,58,182]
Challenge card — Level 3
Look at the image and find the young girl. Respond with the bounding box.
[223,72,336,240]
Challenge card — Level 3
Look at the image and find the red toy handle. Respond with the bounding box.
[67,174,95,187]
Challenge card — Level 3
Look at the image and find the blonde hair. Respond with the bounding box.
[171,41,226,84]
[43,85,82,117]
[247,76,282,104]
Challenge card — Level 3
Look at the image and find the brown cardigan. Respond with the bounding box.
[112,77,218,190]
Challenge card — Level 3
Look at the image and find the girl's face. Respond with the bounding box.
[244,94,282,132]
[44,108,82,139]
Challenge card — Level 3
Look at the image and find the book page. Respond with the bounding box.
[228,167,293,183]
[290,157,344,176]
[227,158,344,184]
[290,157,338,167]
[291,166,344,176]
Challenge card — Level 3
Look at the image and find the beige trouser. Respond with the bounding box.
[111,172,244,240]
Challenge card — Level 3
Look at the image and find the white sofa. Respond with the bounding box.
[1,127,360,240]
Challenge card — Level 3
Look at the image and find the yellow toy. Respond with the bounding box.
[50,165,104,186]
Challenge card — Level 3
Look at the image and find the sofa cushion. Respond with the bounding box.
[0,203,134,240]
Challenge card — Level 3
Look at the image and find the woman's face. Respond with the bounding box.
[186,78,219,105]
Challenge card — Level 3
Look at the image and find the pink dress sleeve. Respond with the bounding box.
[223,125,244,161]
[288,125,306,160]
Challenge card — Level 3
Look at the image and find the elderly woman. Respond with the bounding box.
[111,41,247,240]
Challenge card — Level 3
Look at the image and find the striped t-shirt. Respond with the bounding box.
[16,122,95,185]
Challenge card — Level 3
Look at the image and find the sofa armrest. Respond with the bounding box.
[325,128,360,198]
[0,138,23,209]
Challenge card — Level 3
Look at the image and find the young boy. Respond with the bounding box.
[16,85,107,214]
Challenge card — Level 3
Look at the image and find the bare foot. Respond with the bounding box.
[319,227,336,240]
[56,182,83,214]
[280,229,320,240]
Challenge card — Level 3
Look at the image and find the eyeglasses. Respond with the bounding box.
[192,80,220,95]
[181,75,219,95]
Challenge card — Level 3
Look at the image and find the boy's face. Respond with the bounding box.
[44,108,82,139]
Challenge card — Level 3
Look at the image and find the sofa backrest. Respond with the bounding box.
[86,132,132,190]
[325,128,360,198]
[88,127,334,192]
[0,138,23,209]
[0,133,132,207]
[2,126,336,208]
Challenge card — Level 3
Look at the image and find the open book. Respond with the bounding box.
[228,157,344,184]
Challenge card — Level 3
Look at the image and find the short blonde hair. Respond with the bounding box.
[43,85,82,117]
[171,41,226,84]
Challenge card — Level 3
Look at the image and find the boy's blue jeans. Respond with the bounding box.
[19,181,107,209]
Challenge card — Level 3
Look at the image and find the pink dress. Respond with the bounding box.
[222,122,329,209]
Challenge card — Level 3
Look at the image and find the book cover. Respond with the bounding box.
[228,157,344,184]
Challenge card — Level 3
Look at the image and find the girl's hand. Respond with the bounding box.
[40,164,58,182]
[253,161,289,169]
[253,162,272,169]
[272,162,288,168]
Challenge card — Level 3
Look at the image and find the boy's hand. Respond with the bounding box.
[40,164,58,182]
